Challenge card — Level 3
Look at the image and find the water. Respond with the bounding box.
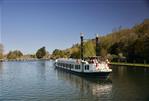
[0,60,149,101]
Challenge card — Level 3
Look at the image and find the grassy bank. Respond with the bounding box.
[110,62,149,67]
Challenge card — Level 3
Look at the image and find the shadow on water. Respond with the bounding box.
[55,69,112,100]
[112,66,149,101]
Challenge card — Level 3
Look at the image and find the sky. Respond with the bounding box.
[0,0,149,54]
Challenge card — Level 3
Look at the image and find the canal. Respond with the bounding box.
[0,60,149,101]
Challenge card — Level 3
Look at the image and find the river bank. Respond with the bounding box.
[0,58,51,62]
[110,62,149,67]
[1,59,149,68]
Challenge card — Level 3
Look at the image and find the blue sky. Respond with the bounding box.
[1,0,149,54]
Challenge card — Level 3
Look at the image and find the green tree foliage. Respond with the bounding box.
[84,40,96,57]
[51,19,149,63]
[7,50,23,59]
[52,49,67,59]
[98,19,149,63]
[100,48,107,57]
[0,53,3,59]
[70,51,80,59]
[36,47,46,59]
[67,44,80,59]
[108,42,124,55]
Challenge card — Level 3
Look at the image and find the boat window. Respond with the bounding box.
[87,65,89,70]
[67,64,69,68]
[67,64,68,68]
[75,65,77,69]
[62,63,64,67]
[78,65,80,69]
[75,65,80,69]
[85,65,89,70]
[71,65,74,69]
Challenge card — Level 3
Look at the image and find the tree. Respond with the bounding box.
[70,50,80,59]
[0,44,3,59]
[100,48,107,57]
[50,19,149,63]
[84,41,95,57]
[52,49,67,59]
[0,53,3,59]
[7,50,23,59]
[36,47,46,59]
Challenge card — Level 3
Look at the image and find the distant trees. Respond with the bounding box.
[1,19,148,63]
[67,45,80,59]
[7,50,23,59]
[51,19,149,63]
[52,49,68,59]
[0,44,4,59]
[5,47,48,60]
[70,50,80,59]
[100,48,107,57]
[36,47,46,59]
[84,41,96,57]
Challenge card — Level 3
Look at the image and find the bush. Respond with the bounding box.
[36,47,46,59]
[7,50,23,59]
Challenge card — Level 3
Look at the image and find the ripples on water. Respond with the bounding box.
[0,61,149,101]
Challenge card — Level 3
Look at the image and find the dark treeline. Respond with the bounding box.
[52,19,149,63]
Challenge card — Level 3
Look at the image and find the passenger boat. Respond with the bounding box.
[54,58,112,77]
[54,33,112,77]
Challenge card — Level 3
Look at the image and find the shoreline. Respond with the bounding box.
[110,62,149,68]
[0,58,51,62]
[1,59,149,68]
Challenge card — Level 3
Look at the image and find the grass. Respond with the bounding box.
[110,62,149,67]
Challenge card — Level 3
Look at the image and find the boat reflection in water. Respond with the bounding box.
[55,69,112,99]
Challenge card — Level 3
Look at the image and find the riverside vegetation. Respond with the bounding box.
[0,19,149,63]
[51,19,149,64]
[0,46,50,61]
